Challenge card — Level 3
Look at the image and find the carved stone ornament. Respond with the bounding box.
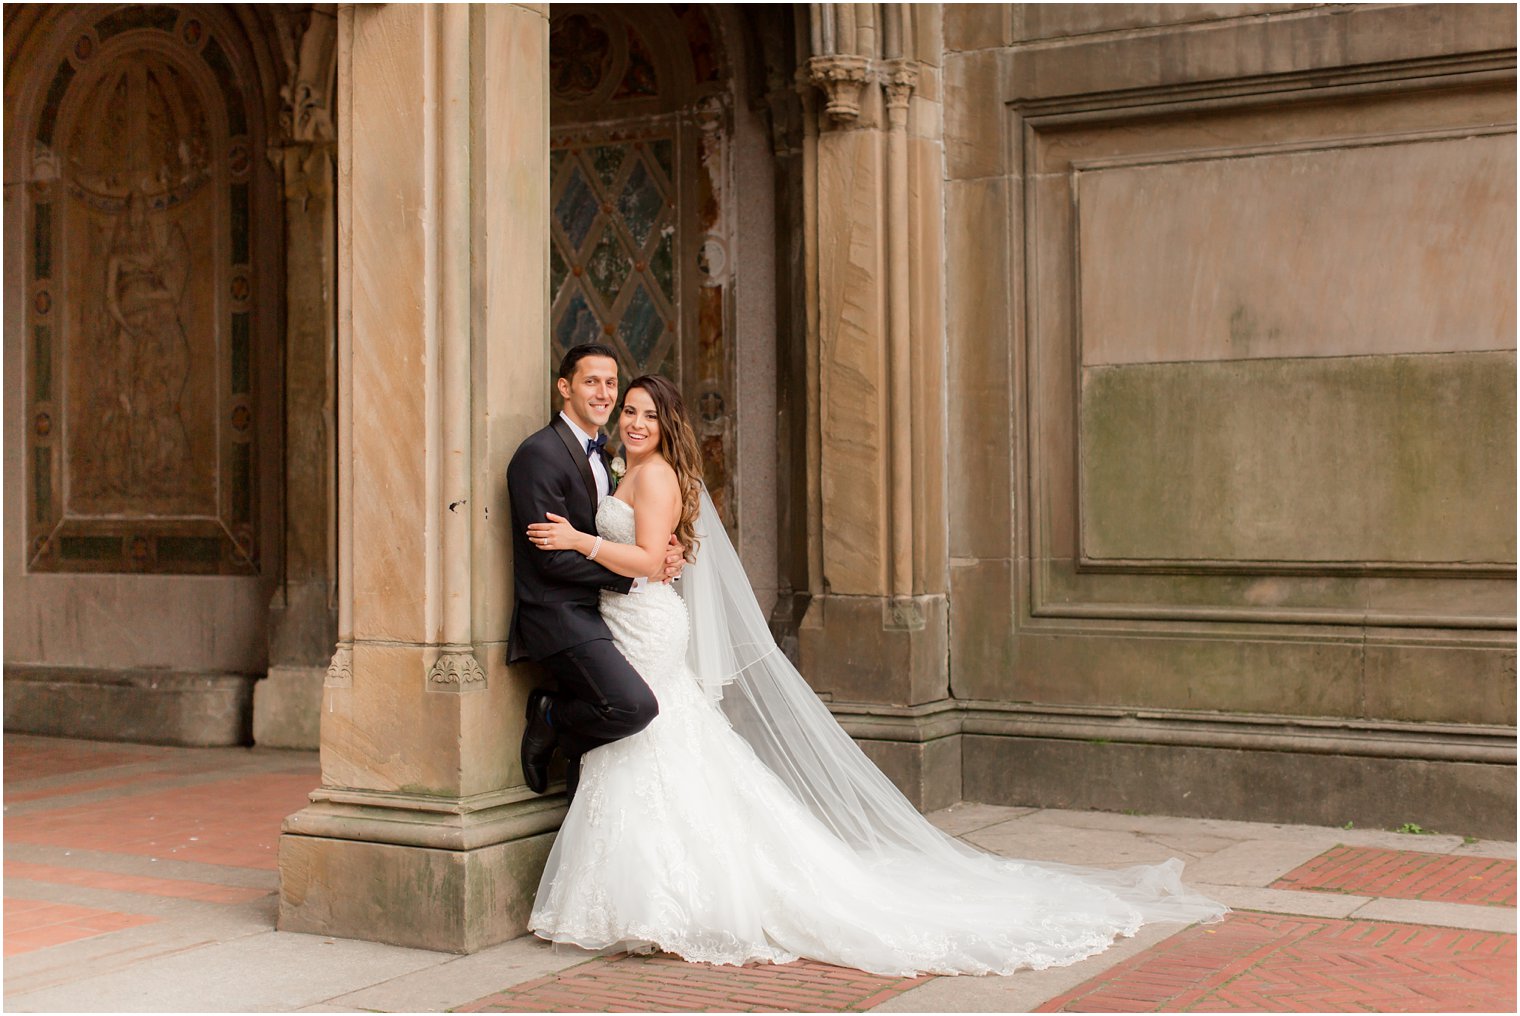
[325,644,353,687]
[806,54,871,123]
[884,63,918,116]
[426,650,487,692]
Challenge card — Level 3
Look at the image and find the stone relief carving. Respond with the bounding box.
[325,644,354,687]
[276,5,336,146]
[67,53,214,513]
[26,8,262,574]
[97,190,194,497]
[426,651,487,692]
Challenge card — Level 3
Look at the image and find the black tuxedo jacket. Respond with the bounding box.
[507,416,634,662]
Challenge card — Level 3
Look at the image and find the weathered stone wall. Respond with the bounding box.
[942,3,1516,836]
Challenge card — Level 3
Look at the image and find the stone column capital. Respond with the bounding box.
[806,53,872,123]
[884,61,918,127]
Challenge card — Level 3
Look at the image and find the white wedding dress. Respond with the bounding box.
[529,494,1225,977]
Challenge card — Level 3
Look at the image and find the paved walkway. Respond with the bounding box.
[3,734,1514,1012]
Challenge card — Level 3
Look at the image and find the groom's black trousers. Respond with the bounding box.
[541,638,659,762]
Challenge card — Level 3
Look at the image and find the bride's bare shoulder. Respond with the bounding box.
[629,458,680,511]
[636,458,678,494]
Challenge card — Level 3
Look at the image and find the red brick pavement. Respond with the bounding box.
[5,860,269,905]
[455,953,928,1013]
[1036,912,1516,1013]
[1273,844,1517,907]
[4,742,162,782]
[4,736,315,962]
[4,897,158,956]
[5,771,317,869]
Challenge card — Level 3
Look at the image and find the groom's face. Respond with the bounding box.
[558,355,619,432]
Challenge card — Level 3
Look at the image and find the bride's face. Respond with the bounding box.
[620,388,661,457]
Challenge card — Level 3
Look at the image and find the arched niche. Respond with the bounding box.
[10,4,281,578]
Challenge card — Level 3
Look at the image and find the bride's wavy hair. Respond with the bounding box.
[624,374,703,562]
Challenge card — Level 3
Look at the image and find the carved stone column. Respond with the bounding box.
[257,6,339,750]
[797,4,954,810]
[278,2,557,953]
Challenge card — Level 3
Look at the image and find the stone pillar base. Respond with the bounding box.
[854,735,962,812]
[253,665,325,749]
[278,792,564,953]
[798,593,948,705]
[830,698,963,812]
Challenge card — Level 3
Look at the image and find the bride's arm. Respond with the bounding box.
[529,467,680,580]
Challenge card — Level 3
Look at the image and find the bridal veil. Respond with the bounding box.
[680,486,1227,932]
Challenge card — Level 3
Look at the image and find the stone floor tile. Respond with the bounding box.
[3,897,282,998]
[1181,836,1331,887]
[326,934,597,1013]
[925,802,1035,837]
[1334,827,1467,853]
[963,821,1187,868]
[1454,838,1519,859]
[1350,896,1520,933]
[4,929,448,1013]
[5,843,278,889]
[1020,808,1302,842]
[1188,882,1368,919]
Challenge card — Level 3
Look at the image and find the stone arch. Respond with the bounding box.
[3,4,292,746]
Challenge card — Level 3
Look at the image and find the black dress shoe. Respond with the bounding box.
[565,753,582,807]
[521,689,556,794]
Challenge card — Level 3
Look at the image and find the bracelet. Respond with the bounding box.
[587,536,603,561]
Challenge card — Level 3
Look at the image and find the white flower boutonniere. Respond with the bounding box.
[610,456,626,485]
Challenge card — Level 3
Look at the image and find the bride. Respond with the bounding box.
[523,374,1225,977]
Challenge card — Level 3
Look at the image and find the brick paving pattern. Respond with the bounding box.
[4,897,158,956]
[1273,844,1517,907]
[6,772,317,869]
[5,859,269,904]
[4,742,162,783]
[5,736,1516,1014]
[1036,912,1516,1013]
[4,736,311,967]
[455,953,927,1013]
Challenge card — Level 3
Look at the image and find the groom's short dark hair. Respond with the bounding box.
[557,343,620,382]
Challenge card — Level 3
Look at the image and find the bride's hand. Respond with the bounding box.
[656,536,685,583]
[527,513,587,554]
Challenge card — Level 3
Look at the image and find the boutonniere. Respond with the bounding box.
[610,456,626,484]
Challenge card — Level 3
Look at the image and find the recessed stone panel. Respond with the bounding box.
[946,177,1013,560]
[961,736,1516,841]
[1077,135,1516,366]
[1015,4,1314,43]
[1079,352,1516,566]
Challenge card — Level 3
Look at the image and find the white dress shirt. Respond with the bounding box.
[558,411,610,501]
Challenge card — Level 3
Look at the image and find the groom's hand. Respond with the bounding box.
[655,536,685,583]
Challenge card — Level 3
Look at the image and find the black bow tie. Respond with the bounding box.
[586,434,607,456]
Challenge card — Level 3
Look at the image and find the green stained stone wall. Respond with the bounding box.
[1080,351,1517,566]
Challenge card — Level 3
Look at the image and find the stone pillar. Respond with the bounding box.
[797,5,955,810]
[278,2,557,954]
[257,6,340,750]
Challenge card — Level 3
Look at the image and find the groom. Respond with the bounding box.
[507,343,681,804]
